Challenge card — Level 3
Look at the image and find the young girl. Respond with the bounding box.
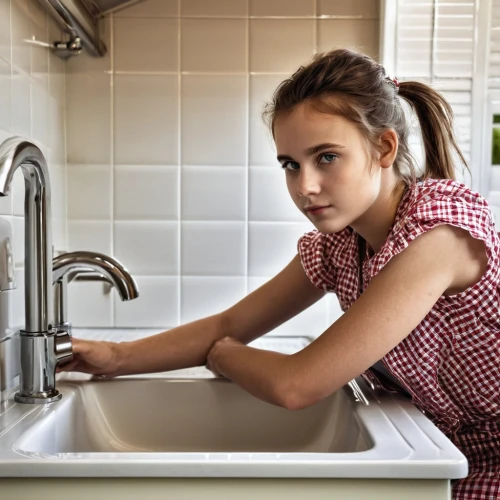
[61,49,499,499]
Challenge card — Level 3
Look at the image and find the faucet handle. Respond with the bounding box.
[55,329,73,365]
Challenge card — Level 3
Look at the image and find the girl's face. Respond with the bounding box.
[274,102,383,234]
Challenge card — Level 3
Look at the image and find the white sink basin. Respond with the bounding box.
[14,378,370,454]
[14,378,370,455]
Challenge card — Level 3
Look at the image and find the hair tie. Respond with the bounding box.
[385,76,399,95]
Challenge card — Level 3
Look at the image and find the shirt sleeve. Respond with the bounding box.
[389,186,499,300]
[297,230,337,292]
[396,189,495,255]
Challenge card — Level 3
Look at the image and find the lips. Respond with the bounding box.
[304,205,330,215]
[304,205,328,211]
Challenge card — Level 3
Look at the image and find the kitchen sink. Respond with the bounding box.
[0,332,467,488]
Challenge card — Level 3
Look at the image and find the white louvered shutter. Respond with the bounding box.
[395,0,476,176]
[489,0,500,88]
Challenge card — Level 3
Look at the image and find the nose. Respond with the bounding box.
[296,166,321,197]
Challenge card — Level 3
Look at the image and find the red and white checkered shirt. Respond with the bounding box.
[298,179,500,499]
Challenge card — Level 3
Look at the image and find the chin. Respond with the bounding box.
[312,219,348,235]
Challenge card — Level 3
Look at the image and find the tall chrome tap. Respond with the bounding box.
[0,136,71,403]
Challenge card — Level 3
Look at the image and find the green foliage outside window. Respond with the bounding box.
[493,117,500,165]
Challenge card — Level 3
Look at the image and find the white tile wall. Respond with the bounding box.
[118,0,179,18]
[248,276,329,336]
[181,75,247,165]
[66,0,380,331]
[250,20,315,73]
[181,0,247,17]
[181,19,247,73]
[115,165,179,220]
[0,0,10,63]
[318,0,379,18]
[68,221,112,254]
[114,221,179,274]
[114,18,179,72]
[181,167,246,220]
[181,277,246,324]
[66,17,111,165]
[67,164,112,219]
[181,221,246,275]
[0,0,67,394]
[318,20,379,59]
[114,276,179,328]
[114,75,179,164]
[248,222,314,276]
[250,0,316,17]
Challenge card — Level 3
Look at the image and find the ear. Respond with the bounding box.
[379,129,398,169]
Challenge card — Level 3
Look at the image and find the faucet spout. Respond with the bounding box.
[0,137,52,333]
[52,251,139,333]
[53,251,139,300]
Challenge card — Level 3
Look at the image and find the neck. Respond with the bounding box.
[350,176,407,255]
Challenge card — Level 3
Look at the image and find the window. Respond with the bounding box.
[487,0,500,223]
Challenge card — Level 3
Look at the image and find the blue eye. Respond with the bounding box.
[319,153,338,164]
[281,161,300,171]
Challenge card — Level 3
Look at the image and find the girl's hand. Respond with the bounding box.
[206,336,244,377]
[56,338,122,377]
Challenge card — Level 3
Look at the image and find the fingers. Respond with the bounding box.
[56,359,79,373]
[70,338,85,354]
[214,336,231,346]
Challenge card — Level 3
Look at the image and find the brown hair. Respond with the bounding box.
[263,48,468,185]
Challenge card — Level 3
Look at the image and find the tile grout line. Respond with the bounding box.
[245,0,250,295]
[110,13,116,327]
[62,11,69,260]
[7,0,13,216]
[177,0,182,327]
[314,0,318,55]
[112,15,379,20]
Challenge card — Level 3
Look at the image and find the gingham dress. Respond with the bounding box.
[297,179,500,499]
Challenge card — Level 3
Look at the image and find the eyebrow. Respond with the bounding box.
[276,143,345,163]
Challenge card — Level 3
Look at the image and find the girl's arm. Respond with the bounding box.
[210,224,487,409]
[63,254,325,377]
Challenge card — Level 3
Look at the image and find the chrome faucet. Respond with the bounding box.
[0,136,70,403]
[53,251,139,334]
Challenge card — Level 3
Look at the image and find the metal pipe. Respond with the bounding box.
[36,0,146,58]
[38,0,107,57]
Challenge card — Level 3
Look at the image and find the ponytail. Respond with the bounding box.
[399,81,468,180]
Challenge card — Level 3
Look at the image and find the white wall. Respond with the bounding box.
[65,0,380,334]
[0,0,67,394]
